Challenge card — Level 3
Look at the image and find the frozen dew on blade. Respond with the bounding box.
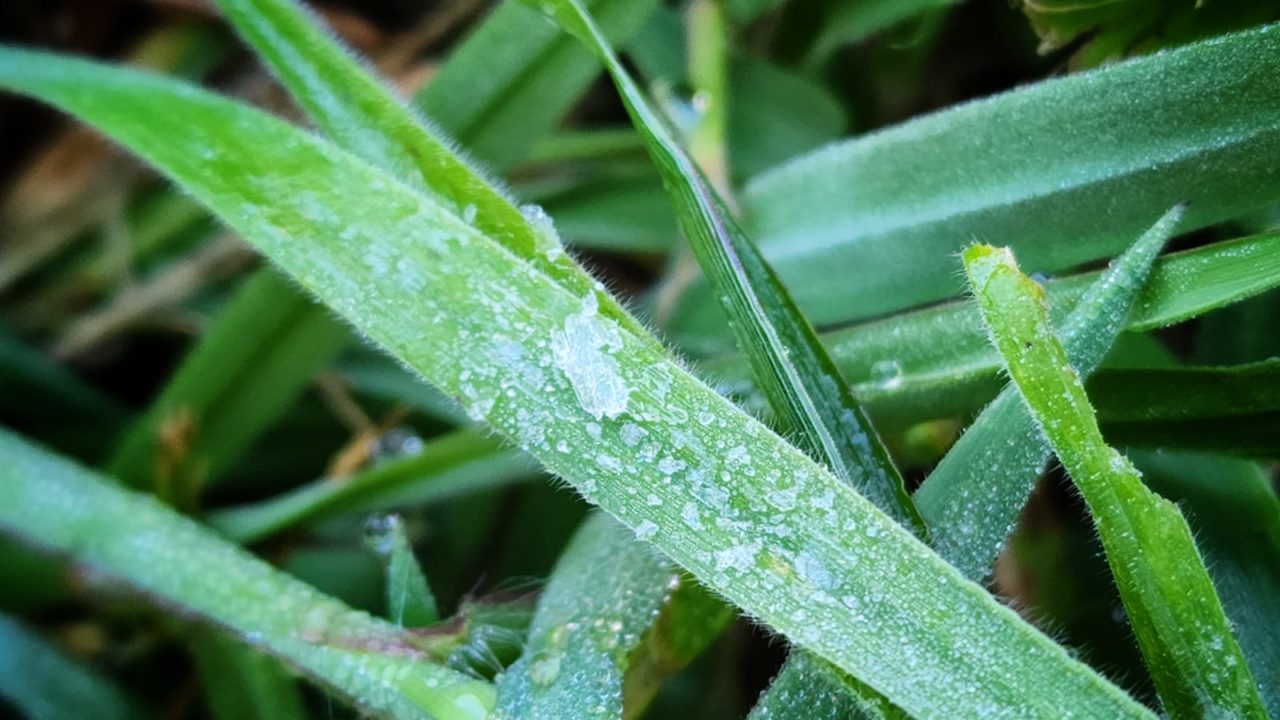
[551,295,631,421]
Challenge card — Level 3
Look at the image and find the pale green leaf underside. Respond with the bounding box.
[0,49,1153,718]
[964,245,1265,719]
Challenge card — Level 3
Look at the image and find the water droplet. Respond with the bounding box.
[551,296,631,420]
[634,520,658,541]
[373,427,425,461]
[869,360,904,390]
[529,652,562,686]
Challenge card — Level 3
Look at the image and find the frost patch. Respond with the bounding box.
[551,296,631,420]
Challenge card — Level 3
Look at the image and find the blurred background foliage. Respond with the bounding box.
[1,1,1277,718]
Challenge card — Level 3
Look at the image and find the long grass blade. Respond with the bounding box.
[0,429,495,720]
[523,0,923,534]
[704,229,1280,430]
[417,0,658,170]
[669,23,1280,343]
[111,0,653,496]
[963,243,1266,718]
[915,207,1181,581]
[0,49,1157,717]
[209,428,535,543]
[212,0,644,337]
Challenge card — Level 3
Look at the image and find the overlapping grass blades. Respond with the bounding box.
[521,0,922,534]
[0,44,1153,717]
[0,429,495,720]
[963,244,1265,718]
[915,207,1182,581]
[669,23,1280,346]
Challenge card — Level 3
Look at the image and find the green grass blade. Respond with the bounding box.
[0,325,126,461]
[1130,449,1280,717]
[494,514,678,718]
[623,578,734,715]
[1093,362,1280,455]
[963,244,1266,718]
[188,626,308,720]
[366,514,440,628]
[208,428,535,543]
[112,0,655,496]
[0,613,147,720]
[417,0,658,171]
[748,652,902,720]
[213,0,647,342]
[108,269,350,493]
[0,429,495,720]
[670,23,1280,343]
[0,50,1159,717]
[915,207,1181,581]
[526,0,923,535]
[799,229,1280,430]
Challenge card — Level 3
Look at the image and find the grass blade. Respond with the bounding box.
[494,514,678,718]
[0,49,1158,717]
[417,0,658,170]
[108,269,349,494]
[111,0,655,498]
[748,652,902,720]
[0,613,147,720]
[188,626,307,720]
[915,207,1181,581]
[208,428,535,543]
[1131,450,1280,717]
[733,229,1280,430]
[0,429,495,720]
[1093,360,1280,455]
[670,23,1280,343]
[963,244,1266,718]
[525,0,923,534]
[366,514,440,628]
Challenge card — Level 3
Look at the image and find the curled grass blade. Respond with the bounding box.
[0,429,495,720]
[670,23,1280,344]
[914,206,1181,581]
[524,0,923,534]
[963,244,1266,718]
[208,428,535,543]
[0,49,1157,717]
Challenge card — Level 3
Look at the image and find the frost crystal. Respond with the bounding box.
[551,296,631,420]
